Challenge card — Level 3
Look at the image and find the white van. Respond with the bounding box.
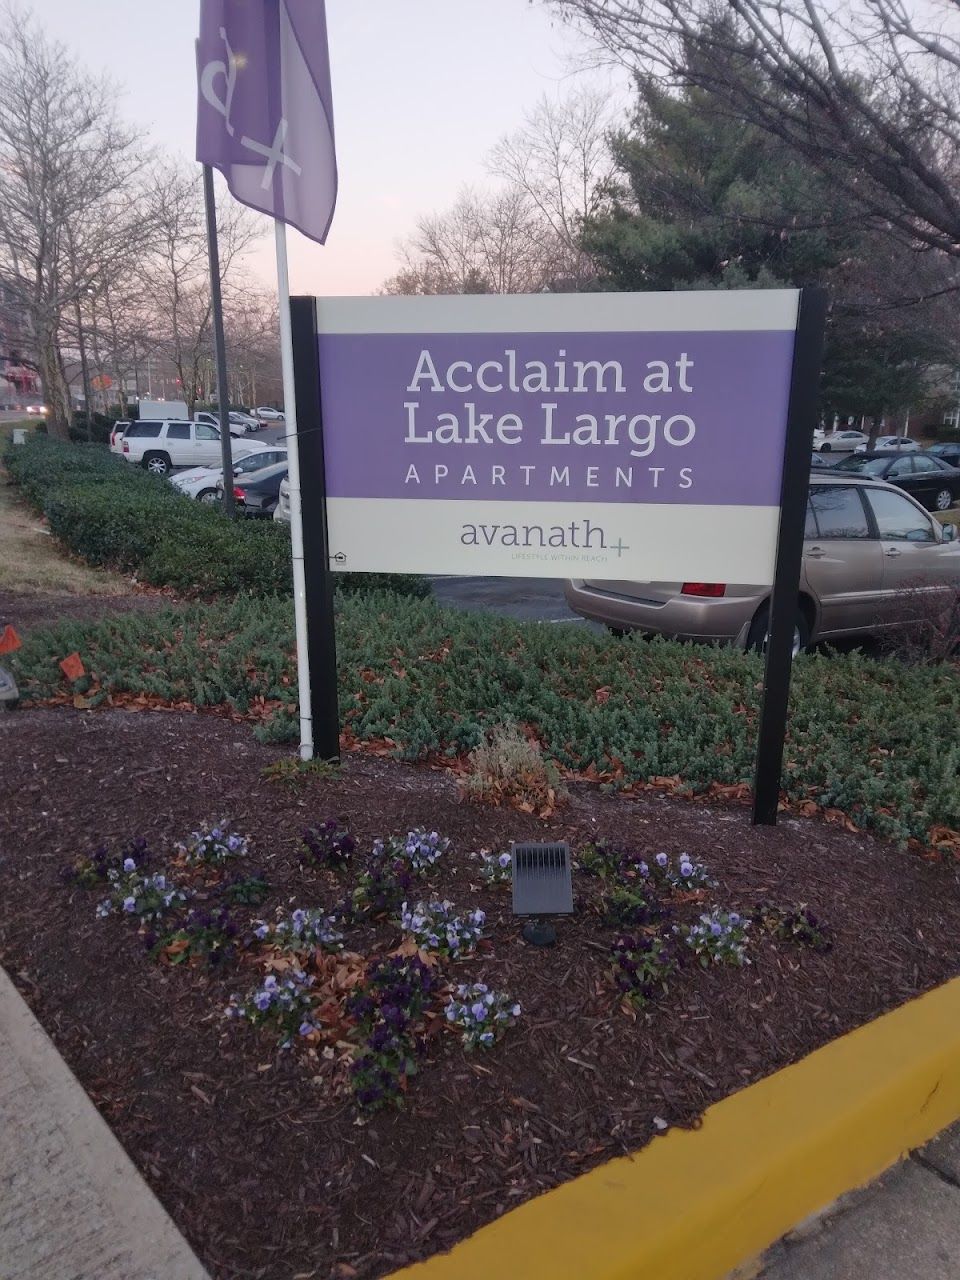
[137,399,189,421]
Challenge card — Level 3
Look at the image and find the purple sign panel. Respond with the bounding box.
[313,292,800,583]
[318,329,794,507]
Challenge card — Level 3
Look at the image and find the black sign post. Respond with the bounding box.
[752,286,827,825]
[289,295,340,762]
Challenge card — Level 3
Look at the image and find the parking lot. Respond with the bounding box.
[429,575,588,624]
[247,432,957,629]
[160,427,958,634]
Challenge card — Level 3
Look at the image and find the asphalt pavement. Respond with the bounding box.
[428,575,588,624]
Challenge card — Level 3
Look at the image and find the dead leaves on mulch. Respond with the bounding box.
[21,685,960,858]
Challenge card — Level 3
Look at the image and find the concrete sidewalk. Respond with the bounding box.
[753,1127,960,1279]
[0,965,209,1280]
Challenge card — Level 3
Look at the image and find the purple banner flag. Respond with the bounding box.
[196,0,338,244]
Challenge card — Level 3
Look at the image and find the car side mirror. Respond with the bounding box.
[942,523,958,543]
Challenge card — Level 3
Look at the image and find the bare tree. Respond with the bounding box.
[143,163,259,414]
[383,186,552,295]
[223,290,281,408]
[488,89,616,285]
[545,0,960,268]
[86,283,153,413]
[383,89,615,295]
[0,8,149,436]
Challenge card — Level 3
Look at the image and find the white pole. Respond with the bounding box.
[275,219,314,761]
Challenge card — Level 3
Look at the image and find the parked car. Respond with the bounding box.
[193,410,247,437]
[927,442,960,469]
[831,450,960,511]
[275,475,291,523]
[168,446,288,503]
[813,428,871,452]
[109,421,131,454]
[809,452,834,469]
[229,410,261,432]
[853,436,918,453]
[564,473,960,651]
[253,406,285,421]
[25,404,46,416]
[221,461,289,517]
[121,419,261,475]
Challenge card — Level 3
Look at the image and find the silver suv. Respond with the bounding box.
[565,473,960,650]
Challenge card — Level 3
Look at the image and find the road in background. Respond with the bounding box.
[429,575,588,625]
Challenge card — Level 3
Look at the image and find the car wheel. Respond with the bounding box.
[935,488,953,511]
[143,452,171,476]
[197,488,220,505]
[746,605,811,658]
[819,442,831,453]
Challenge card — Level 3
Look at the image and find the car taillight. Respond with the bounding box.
[122,441,129,452]
[233,487,246,501]
[681,582,726,597]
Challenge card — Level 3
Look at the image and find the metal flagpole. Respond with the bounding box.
[202,163,235,517]
[275,219,314,760]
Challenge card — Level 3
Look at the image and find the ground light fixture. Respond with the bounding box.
[511,842,574,946]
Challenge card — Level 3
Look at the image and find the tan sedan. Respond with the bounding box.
[565,474,960,651]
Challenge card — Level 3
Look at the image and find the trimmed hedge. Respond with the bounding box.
[4,436,427,599]
[10,592,960,847]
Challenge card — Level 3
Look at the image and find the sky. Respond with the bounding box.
[40,0,628,297]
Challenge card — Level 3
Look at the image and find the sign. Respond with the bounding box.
[290,288,827,826]
[313,290,801,583]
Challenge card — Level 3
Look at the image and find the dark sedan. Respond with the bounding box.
[223,461,289,517]
[927,441,960,469]
[831,450,960,511]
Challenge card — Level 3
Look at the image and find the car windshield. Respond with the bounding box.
[833,455,888,475]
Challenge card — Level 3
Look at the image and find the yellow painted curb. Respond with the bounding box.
[390,976,960,1280]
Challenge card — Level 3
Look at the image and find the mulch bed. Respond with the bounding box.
[0,588,163,635]
[1,707,959,1280]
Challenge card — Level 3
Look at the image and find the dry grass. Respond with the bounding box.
[0,473,130,595]
[936,508,960,529]
[460,721,568,818]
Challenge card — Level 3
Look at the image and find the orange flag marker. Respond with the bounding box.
[0,625,21,655]
[59,652,85,681]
